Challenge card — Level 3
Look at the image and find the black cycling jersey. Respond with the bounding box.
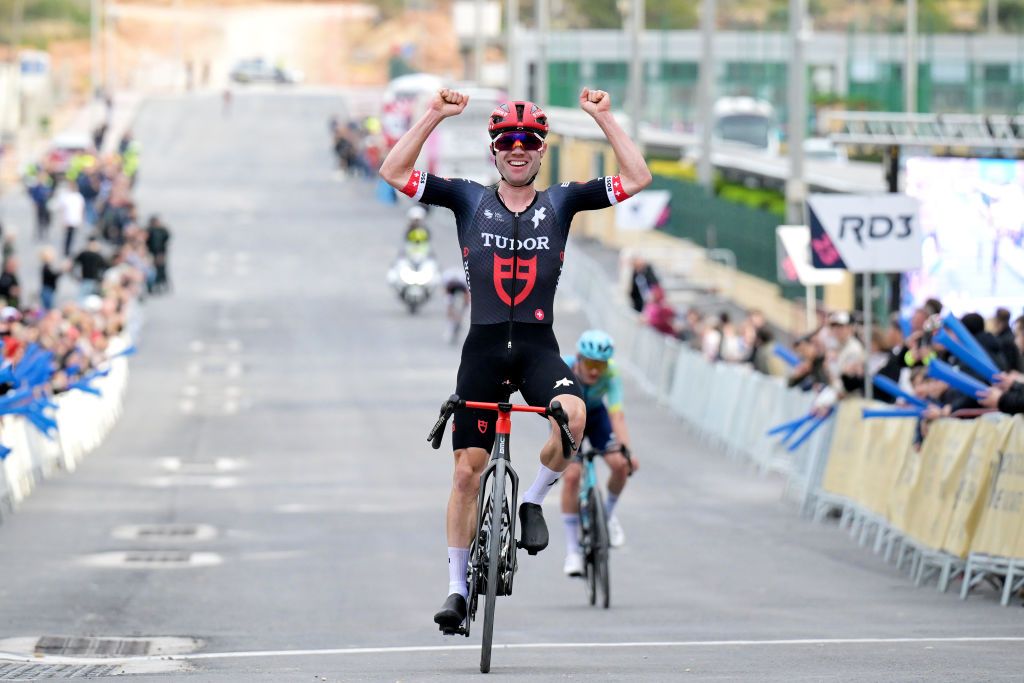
[401,171,631,326]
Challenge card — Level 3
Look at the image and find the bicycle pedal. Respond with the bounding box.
[439,624,468,637]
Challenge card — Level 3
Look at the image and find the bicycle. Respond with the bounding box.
[575,445,632,609]
[427,392,576,674]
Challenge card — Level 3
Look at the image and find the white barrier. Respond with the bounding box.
[562,246,834,512]
[0,333,132,523]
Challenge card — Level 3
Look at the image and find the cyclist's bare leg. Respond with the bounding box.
[539,393,586,470]
[560,461,582,514]
[448,447,490,546]
[518,394,585,554]
[605,450,635,496]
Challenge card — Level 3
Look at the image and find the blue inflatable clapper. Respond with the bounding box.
[872,374,929,409]
[766,412,815,438]
[941,314,992,364]
[0,444,10,460]
[787,411,833,452]
[862,407,923,419]
[773,343,801,368]
[933,328,1000,383]
[927,358,990,397]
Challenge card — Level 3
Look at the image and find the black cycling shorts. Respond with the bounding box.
[452,323,583,452]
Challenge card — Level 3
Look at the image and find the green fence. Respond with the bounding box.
[651,174,803,299]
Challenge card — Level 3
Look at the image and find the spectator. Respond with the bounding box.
[144,215,172,294]
[789,333,830,391]
[628,256,660,313]
[718,312,746,362]
[959,312,1008,374]
[827,311,865,392]
[55,179,85,257]
[25,168,53,241]
[750,326,775,375]
[643,285,676,336]
[73,237,108,300]
[992,308,1020,372]
[0,257,20,307]
[40,246,68,311]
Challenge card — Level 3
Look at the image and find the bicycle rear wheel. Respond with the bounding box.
[590,488,611,609]
[480,463,506,674]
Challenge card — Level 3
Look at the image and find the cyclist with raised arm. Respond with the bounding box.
[379,87,652,631]
[560,330,639,577]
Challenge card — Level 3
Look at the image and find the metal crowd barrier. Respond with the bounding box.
[562,245,835,515]
[0,333,133,522]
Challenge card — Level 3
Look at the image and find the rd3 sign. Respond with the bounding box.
[808,194,922,273]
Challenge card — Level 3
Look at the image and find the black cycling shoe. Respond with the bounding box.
[517,502,549,555]
[433,593,467,633]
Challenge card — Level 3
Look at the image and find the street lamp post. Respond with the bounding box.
[535,0,548,105]
[785,0,808,224]
[506,0,518,95]
[627,0,644,146]
[905,0,917,113]
[696,0,716,191]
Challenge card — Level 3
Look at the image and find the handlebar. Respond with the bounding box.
[579,444,634,476]
[427,394,578,459]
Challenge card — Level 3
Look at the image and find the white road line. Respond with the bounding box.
[189,341,205,353]
[181,385,200,397]
[1,637,1022,666]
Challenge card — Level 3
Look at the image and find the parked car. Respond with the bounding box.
[229,58,303,85]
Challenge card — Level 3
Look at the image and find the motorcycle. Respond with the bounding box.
[387,250,439,314]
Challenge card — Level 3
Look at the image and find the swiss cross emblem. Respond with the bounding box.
[534,309,545,321]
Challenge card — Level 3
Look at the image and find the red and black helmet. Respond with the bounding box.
[487,101,549,140]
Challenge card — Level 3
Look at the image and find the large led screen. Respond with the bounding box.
[903,157,1024,317]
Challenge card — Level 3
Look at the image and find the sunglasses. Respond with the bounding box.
[579,357,608,371]
[492,131,545,152]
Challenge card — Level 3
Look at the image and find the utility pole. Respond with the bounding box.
[696,0,715,191]
[786,0,808,224]
[535,0,548,105]
[905,0,917,113]
[627,0,644,146]
[91,0,101,98]
[473,0,485,83]
[506,0,518,95]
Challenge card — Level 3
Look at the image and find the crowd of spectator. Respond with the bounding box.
[626,256,1024,429]
[0,130,166,398]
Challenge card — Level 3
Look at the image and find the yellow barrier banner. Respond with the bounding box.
[902,418,979,548]
[820,399,870,500]
[942,417,1015,558]
[858,411,917,517]
[887,442,924,532]
[970,416,1024,558]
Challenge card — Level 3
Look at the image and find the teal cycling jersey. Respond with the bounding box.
[563,354,624,413]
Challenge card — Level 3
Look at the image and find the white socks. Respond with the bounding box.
[606,492,620,518]
[521,464,562,505]
[562,513,580,554]
[447,547,470,598]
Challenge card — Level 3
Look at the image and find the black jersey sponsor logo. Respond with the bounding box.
[478,419,488,434]
[530,207,547,229]
[554,377,574,388]
[493,254,537,306]
[481,232,550,251]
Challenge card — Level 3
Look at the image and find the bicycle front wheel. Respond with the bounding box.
[590,488,611,609]
[480,462,506,673]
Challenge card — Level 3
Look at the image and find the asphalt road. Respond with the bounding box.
[0,91,1021,682]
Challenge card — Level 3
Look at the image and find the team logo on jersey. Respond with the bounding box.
[493,254,537,306]
[531,207,547,229]
[484,209,493,219]
[554,377,574,388]
[534,309,545,321]
[478,419,488,434]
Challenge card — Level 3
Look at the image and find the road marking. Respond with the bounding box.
[226,362,243,378]
[224,400,239,415]
[181,385,200,397]
[179,400,195,414]
[225,386,241,398]
[189,341,205,353]
[2,636,1023,666]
